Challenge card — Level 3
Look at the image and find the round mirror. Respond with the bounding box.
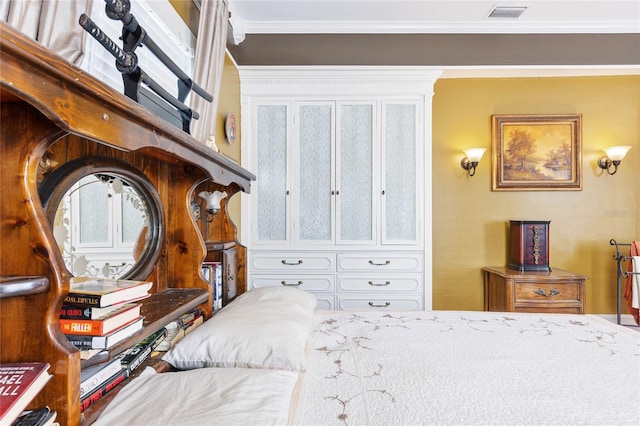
[39,156,164,280]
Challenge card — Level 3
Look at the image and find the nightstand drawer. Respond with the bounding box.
[513,306,583,314]
[514,282,581,303]
[483,266,588,314]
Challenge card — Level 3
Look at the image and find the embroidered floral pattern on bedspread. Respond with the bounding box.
[298,311,640,426]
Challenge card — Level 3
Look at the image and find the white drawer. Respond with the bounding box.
[338,295,423,311]
[251,275,335,292]
[250,253,334,272]
[337,274,422,292]
[314,295,336,310]
[337,253,422,272]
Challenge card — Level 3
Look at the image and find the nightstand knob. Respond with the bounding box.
[534,288,560,297]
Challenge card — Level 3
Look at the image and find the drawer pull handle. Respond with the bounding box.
[368,281,391,286]
[369,260,391,266]
[282,260,303,265]
[368,301,391,307]
[534,288,560,297]
[281,281,303,287]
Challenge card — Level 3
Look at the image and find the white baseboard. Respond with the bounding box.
[597,313,639,327]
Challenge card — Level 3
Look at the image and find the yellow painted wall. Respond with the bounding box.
[432,75,640,313]
[216,53,243,237]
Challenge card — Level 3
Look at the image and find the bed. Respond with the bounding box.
[94,287,640,426]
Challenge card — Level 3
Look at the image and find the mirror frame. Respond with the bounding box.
[39,156,164,281]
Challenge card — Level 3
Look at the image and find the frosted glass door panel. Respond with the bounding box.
[77,175,111,246]
[338,103,373,243]
[257,105,288,241]
[121,188,146,245]
[384,103,417,243]
[298,104,333,241]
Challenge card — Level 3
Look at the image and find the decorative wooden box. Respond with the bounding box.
[508,220,551,272]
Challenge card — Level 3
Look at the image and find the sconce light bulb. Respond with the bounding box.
[598,146,631,175]
[198,190,228,222]
[603,145,631,161]
[463,148,487,163]
[461,148,486,177]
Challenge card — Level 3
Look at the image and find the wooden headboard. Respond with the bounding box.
[0,22,255,425]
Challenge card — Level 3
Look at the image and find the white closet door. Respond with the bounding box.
[296,103,335,244]
[255,103,290,243]
[336,102,376,245]
[382,101,420,244]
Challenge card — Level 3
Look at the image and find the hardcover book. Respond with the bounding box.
[0,363,52,425]
[117,328,167,375]
[79,358,122,399]
[64,317,144,350]
[59,303,142,336]
[60,302,133,320]
[79,369,127,413]
[64,278,152,308]
[202,262,223,310]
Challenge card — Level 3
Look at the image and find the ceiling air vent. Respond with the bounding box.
[488,6,528,19]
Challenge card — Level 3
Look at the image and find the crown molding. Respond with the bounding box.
[234,20,640,36]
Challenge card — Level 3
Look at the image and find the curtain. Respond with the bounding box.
[1,0,91,66]
[189,0,229,145]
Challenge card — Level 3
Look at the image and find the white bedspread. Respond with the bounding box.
[295,310,640,426]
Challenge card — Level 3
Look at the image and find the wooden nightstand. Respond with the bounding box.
[483,266,588,314]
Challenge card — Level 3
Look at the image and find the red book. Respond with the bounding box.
[79,368,128,412]
[59,303,142,336]
[0,362,52,425]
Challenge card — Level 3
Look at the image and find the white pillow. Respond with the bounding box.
[94,366,300,426]
[163,286,317,371]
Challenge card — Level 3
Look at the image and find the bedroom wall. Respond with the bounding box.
[432,75,640,314]
[216,53,244,239]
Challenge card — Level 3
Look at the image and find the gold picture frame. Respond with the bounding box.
[492,114,582,191]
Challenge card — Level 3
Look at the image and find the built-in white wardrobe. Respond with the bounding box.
[240,67,440,310]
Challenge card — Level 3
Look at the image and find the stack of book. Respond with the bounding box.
[60,278,152,351]
[79,328,167,412]
[154,308,204,352]
[201,261,223,311]
[0,362,53,425]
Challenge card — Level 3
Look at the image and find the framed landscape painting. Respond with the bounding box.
[491,114,582,191]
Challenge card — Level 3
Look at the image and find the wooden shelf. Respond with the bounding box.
[102,289,208,359]
[0,22,254,426]
[79,289,207,424]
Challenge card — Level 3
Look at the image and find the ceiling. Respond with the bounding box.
[225,0,640,73]
[227,0,640,42]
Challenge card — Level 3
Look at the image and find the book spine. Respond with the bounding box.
[59,305,93,320]
[80,361,122,399]
[59,319,105,336]
[118,329,168,374]
[64,335,103,350]
[177,308,202,329]
[64,294,101,307]
[79,369,128,412]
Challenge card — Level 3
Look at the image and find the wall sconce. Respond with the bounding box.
[198,190,228,222]
[460,148,486,177]
[597,146,631,175]
[190,200,201,221]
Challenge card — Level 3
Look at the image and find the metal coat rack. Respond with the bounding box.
[609,239,640,325]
